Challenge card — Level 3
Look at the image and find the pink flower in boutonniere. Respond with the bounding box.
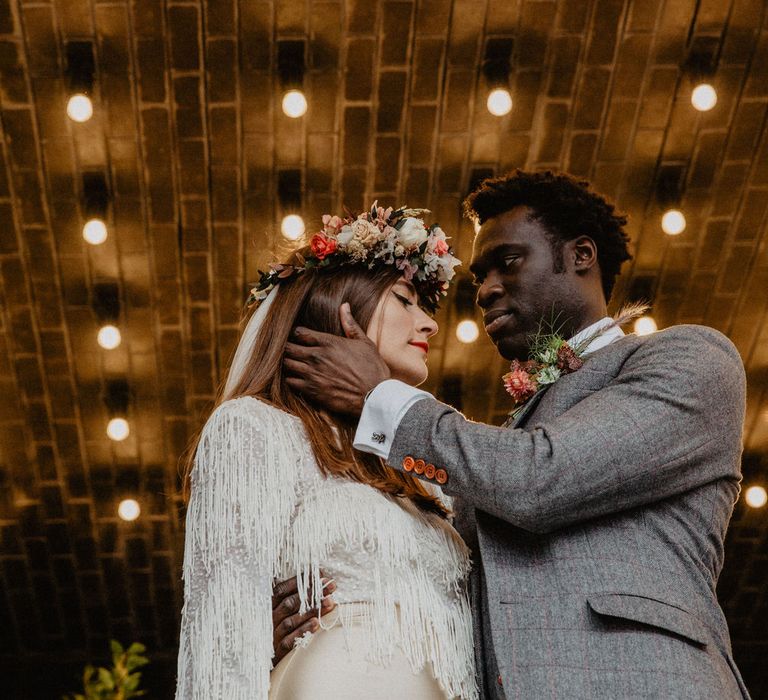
[502,360,540,405]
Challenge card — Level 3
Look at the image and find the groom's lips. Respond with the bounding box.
[484,309,514,337]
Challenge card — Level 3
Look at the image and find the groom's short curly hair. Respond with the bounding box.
[463,169,632,301]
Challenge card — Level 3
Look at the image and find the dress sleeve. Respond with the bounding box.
[175,399,304,700]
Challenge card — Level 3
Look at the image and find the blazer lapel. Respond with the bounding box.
[502,384,552,428]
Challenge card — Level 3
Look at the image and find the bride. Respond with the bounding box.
[175,204,477,699]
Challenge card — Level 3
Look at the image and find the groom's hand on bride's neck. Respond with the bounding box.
[284,303,390,416]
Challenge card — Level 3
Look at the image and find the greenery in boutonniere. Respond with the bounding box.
[503,303,649,420]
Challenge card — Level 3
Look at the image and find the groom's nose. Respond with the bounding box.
[476,272,505,309]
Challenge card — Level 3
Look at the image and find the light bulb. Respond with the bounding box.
[282,89,307,118]
[634,316,658,336]
[107,417,130,441]
[83,218,108,245]
[97,325,121,350]
[456,319,480,344]
[281,214,305,241]
[118,498,141,521]
[691,83,717,112]
[486,88,513,116]
[67,93,93,122]
[473,219,481,234]
[661,209,686,235]
[745,486,767,509]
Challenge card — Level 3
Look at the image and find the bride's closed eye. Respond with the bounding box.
[393,291,414,307]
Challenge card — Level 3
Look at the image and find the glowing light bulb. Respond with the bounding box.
[83,218,108,245]
[97,325,121,350]
[634,316,658,336]
[473,219,481,234]
[107,417,130,441]
[486,88,513,116]
[282,89,308,118]
[456,319,480,344]
[745,486,767,509]
[691,83,717,112]
[281,214,305,241]
[118,498,141,521]
[67,93,93,122]
[661,209,686,235]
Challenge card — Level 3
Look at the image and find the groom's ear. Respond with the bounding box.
[570,236,598,274]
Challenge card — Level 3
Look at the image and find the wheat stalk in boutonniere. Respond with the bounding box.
[503,302,649,419]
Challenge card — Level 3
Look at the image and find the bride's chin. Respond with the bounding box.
[389,364,428,387]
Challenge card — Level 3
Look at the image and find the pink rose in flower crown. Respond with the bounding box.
[374,204,394,226]
[396,257,418,282]
[502,360,539,405]
[322,214,343,234]
[432,238,449,256]
[310,232,337,259]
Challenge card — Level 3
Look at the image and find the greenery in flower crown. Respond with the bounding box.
[247,202,462,314]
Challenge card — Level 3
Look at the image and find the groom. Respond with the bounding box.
[278,170,749,698]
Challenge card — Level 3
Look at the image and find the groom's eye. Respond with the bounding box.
[504,255,520,267]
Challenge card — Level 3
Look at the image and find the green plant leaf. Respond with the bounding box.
[97,667,115,690]
[126,642,146,655]
[125,673,141,692]
[126,655,149,671]
[110,639,124,657]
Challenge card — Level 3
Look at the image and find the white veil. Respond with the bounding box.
[222,286,279,400]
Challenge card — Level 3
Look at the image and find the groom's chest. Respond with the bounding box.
[512,347,630,427]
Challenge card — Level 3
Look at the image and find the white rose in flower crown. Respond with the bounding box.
[351,218,382,245]
[437,254,460,282]
[337,224,355,246]
[396,217,429,249]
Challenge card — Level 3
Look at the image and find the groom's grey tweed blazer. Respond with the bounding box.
[389,325,749,699]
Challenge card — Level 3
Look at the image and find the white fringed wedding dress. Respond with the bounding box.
[175,396,477,700]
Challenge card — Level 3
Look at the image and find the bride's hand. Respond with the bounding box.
[284,304,390,415]
[272,574,337,664]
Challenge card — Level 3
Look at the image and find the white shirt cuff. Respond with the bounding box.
[353,379,431,459]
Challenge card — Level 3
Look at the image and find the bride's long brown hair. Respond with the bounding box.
[180,248,449,517]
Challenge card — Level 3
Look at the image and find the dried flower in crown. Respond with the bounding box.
[247,202,462,313]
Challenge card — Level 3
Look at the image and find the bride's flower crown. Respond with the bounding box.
[247,202,462,313]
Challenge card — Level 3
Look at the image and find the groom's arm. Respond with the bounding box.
[357,326,745,534]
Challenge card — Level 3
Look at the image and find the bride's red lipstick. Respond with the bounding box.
[409,341,429,353]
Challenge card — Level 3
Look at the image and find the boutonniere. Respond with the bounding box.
[503,303,649,419]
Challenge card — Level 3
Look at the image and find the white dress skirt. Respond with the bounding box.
[269,604,447,699]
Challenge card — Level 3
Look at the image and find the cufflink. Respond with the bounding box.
[371,432,386,444]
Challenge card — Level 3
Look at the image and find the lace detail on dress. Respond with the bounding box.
[176,396,477,700]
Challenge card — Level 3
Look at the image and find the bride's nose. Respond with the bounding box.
[416,308,439,338]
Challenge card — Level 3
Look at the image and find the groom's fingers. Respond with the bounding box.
[272,575,337,663]
[291,326,335,346]
[339,303,367,340]
[273,596,337,662]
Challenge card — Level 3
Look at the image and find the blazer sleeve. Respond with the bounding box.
[388,326,746,534]
[175,399,303,700]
